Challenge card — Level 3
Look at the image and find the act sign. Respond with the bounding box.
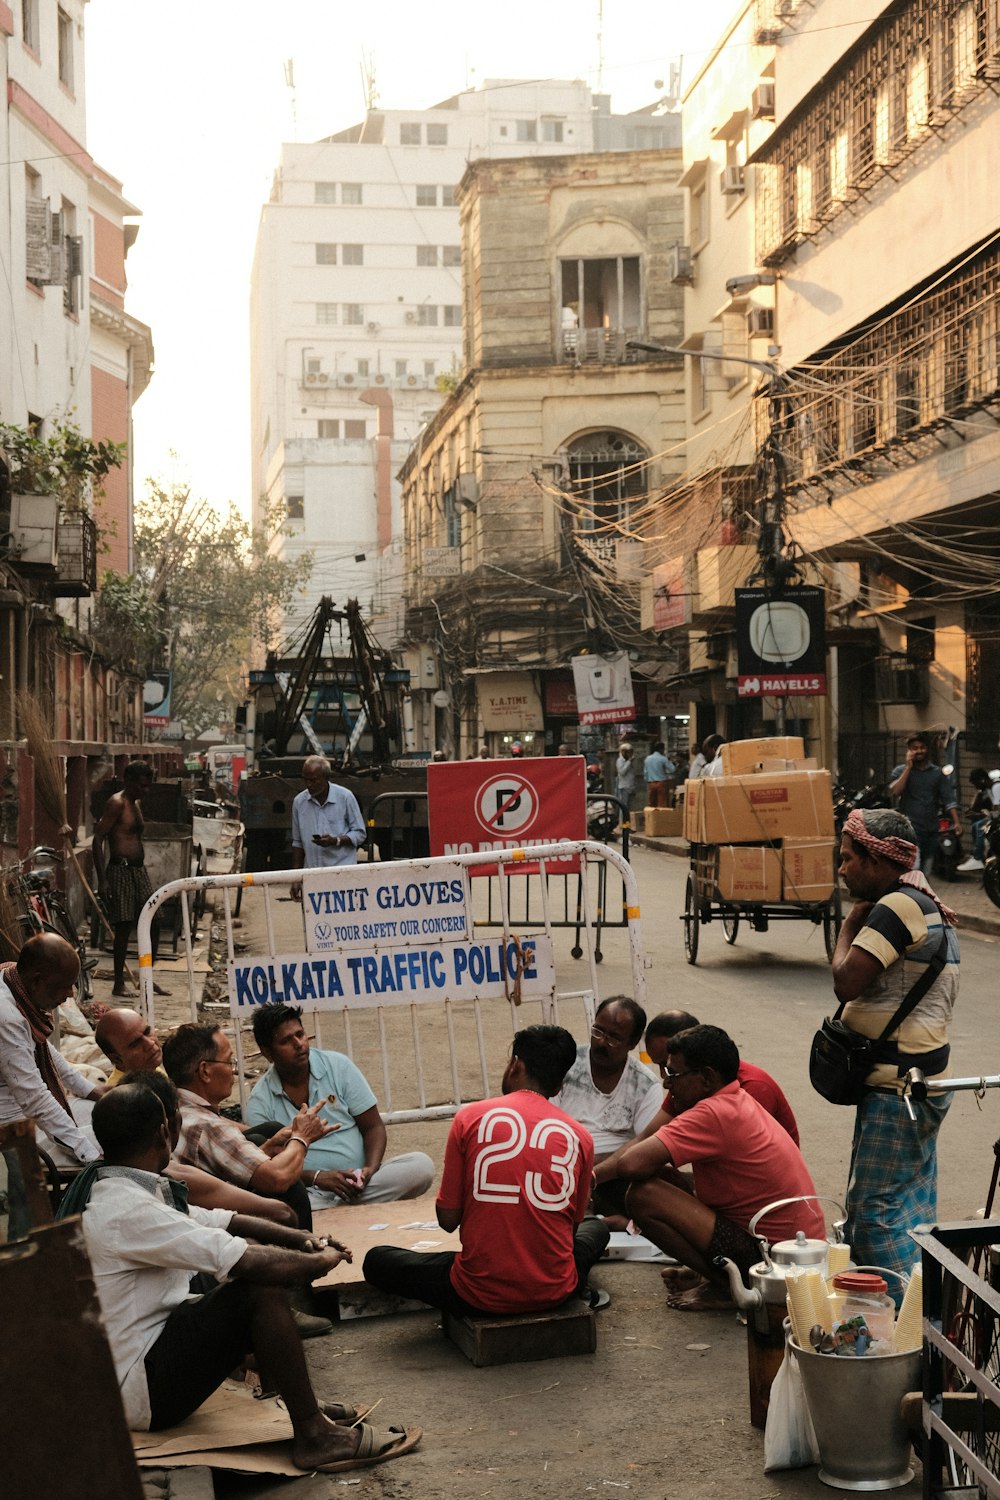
[428,757,587,873]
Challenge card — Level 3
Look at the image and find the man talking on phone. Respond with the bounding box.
[291,756,366,874]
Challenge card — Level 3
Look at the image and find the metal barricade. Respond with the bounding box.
[135,840,645,1126]
[368,790,632,961]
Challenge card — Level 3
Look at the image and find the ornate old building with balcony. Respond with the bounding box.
[399,147,687,757]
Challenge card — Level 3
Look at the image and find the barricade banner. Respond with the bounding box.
[228,933,556,1012]
[302,862,470,953]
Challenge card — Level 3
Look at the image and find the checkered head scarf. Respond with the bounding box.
[844,808,957,926]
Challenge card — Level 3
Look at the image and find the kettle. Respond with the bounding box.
[717,1195,847,1335]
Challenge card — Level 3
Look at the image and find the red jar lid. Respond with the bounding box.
[832,1272,888,1294]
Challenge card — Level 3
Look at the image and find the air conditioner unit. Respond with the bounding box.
[10,493,58,568]
[406,375,418,386]
[751,83,775,120]
[405,311,417,324]
[366,321,380,332]
[669,243,694,286]
[747,306,775,337]
[316,372,330,384]
[374,373,387,385]
[337,373,355,387]
[305,372,321,385]
[455,472,480,508]
[720,165,746,195]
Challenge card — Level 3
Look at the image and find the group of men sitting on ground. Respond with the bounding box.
[2,937,824,1476]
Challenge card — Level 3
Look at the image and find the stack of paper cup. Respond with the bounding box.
[827,1241,851,1276]
[803,1269,830,1333]
[786,1267,818,1348]
[893,1265,923,1352]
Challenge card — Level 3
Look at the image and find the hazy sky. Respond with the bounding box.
[84,0,739,514]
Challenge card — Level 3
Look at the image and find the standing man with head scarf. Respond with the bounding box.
[832,807,960,1288]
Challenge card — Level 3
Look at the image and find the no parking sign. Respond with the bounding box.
[428,757,587,874]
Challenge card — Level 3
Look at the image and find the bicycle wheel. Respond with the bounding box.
[683,875,700,965]
[721,906,740,945]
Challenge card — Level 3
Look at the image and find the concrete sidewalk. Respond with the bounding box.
[629,830,1000,939]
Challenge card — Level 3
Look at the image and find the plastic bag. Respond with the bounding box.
[763,1347,820,1471]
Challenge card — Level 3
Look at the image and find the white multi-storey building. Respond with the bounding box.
[250,79,679,642]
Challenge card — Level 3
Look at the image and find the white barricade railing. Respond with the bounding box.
[135,841,645,1125]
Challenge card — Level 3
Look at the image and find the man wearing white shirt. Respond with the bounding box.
[0,934,104,1236]
[554,995,660,1227]
[79,1085,421,1473]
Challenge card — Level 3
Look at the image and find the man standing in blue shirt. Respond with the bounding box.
[291,756,367,872]
[246,1005,433,1210]
[889,734,960,874]
[643,741,676,808]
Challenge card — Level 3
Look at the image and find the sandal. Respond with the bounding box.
[309,1422,422,1473]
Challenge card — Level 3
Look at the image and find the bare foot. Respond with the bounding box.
[660,1266,703,1292]
[152,982,171,997]
[111,984,129,997]
[665,1281,735,1313]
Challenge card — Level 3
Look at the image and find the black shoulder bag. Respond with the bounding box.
[809,927,949,1106]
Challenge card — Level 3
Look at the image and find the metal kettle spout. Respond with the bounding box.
[716,1256,763,1311]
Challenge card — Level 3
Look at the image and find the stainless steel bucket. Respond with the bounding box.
[794,1340,921,1490]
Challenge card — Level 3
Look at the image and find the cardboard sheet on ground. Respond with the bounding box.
[132,1383,304,1477]
[308,1193,669,1293]
[310,1192,461,1289]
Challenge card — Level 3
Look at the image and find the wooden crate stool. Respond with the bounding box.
[443,1299,597,1367]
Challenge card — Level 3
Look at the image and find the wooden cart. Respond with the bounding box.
[682,840,842,965]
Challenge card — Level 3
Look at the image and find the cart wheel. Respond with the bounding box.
[722,906,740,945]
[683,875,700,965]
[824,885,843,962]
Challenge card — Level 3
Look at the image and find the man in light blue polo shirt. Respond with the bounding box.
[246,1004,434,1210]
[291,756,367,872]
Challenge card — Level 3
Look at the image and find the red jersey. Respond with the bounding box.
[438,1089,594,1314]
[661,1059,799,1145]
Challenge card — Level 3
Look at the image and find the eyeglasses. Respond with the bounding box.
[207,1057,238,1071]
[591,1024,629,1048]
[663,1067,698,1081]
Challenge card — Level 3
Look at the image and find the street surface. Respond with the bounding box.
[190,846,1000,1498]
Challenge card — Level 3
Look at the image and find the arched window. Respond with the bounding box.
[565,430,647,537]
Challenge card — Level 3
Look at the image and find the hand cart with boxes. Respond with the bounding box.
[681,737,843,965]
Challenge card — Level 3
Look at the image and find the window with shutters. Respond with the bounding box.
[57,7,73,90]
[342,243,363,265]
[286,495,304,519]
[318,421,340,439]
[61,199,81,315]
[516,120,538,142]
[343,303,364,325]
[416,185,438,207]
[426,123,448,145]
[443,305,461,327]
[416,305,438,326]
[417,245,438,266]
[316,243,337,264]
[344,419,367,439]
[315,182,337,204]
[316,303,338,325]
[400,123,421,145]
[341,183,363,205]
[22,0,39,52]
[443,245,461,266]
[440,185,456,207]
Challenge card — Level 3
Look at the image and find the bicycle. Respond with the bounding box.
[6,845,97,1004]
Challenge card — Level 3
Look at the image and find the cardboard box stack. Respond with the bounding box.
[683,737,837,904]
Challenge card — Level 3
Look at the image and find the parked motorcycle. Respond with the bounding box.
[832,774,891,836]
[936,812,963,881]
[586,762,621,842]
[984,808,1000,911]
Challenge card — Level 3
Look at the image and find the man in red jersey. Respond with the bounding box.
[363,1025,610,1315]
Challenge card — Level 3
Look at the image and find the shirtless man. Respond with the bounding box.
[93,762,164,997]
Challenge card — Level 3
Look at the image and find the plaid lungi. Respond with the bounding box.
[104,860,153,925]
[846,1087,952,1296]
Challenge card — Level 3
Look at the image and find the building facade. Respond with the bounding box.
[0,0,159,861]
[399,148,686,761]
[249,80,680,645]
[751,0,1000,783]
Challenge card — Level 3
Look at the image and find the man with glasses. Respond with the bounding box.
[609,1025,823,1312]
[163,1024,330,1232]
[553,996,660,1228]
[643,1011,798,1143]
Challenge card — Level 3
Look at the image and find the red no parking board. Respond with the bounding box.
[428,757,587,874]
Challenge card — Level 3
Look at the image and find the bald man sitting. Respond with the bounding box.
[95,1008,164,1086]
